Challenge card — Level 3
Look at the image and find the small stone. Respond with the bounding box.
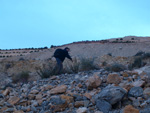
[140,102,147,108]
[50,76,57,80]
[50,96,68,112]
[132,80,145,87]
[28,94,35,100]
[128,87,143,98]
[96,99,112,113]
[44,85,53,90]
[84,93,92,100]
[31,100,38,107]
[132,99,140,107]
[74,101,84,108]
[95,111,103,113]
[78,83,83,88]
[107,73,121,84]
[85,75,102,90]
[123,105,139,113]
[143,87,150,96]
[76,107,87,113]
[35,94,43,100]
[30,89,39,94]
[2,89,10,96]
[8,96,20,105]
[119,82,132,91]
[49,85,67,94]
[60,95,74,103]
[14,110,25,113]
[5,108,14,112]
[122,72,129,77]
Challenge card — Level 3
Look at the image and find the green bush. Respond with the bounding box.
[105,63,126,72]
[12,71,29,83]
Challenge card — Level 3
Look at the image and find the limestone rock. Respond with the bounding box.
[143,87,150,96]
[107,73,121,84]
[3,88,10,96]
[60,95,74,103]
[30,89,39,94]
[132,80,145,87]
[49,85,67,94]
[74,101,84,108]
[123,105,139,113]
[76,107,87,113]
[119,82,132,91]
[85,75,102,90]
[50,96,68,112]
[8,96,20,105]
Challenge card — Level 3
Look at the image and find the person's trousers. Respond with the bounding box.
[55,58,63,74]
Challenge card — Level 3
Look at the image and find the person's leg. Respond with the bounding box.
[55,58,63,74]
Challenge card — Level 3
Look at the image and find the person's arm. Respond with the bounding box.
[66,53,73,61]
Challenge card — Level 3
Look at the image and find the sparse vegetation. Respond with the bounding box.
[64,58,80,73]
[134,51,145,56]
[12,71,30,83]
[105,63,126,72]
[129,52,150,70]
[69,58,80,73]
[129,57,143,70]
[36,64,56,79]
[80,58,97,71]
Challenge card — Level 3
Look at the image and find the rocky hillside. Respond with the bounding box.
[0,66,150,113]
[1,36,150,61]
[1,36,150,113]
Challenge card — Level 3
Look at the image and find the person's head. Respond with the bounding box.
[64,47,70,52]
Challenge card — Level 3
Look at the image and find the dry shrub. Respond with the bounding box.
[36,64,56,79]
[105,63,126,72]
[80,57,97,71]
[12,71,29,83]
[64,57,97,73]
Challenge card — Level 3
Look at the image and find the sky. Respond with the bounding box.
[0,0,150,49]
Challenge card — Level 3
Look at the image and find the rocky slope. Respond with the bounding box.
[1,37,150,113]
[0,65,150,113]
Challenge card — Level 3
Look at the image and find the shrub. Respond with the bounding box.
[69,58,80,73]
[101,61,107,66]
[105,63,126,72]
[134,51,145,56]
[107,53,112,56]
[142,52,150,59]
[36,64,56,79]
[12,71,30,83]
[128,57,143,70]
[80,58,97,71]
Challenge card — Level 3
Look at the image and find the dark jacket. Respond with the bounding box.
[54,49,72,62]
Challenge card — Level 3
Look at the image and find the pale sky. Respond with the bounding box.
[0,0,150,49]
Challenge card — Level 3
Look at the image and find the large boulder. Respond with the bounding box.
[95,86,127,105]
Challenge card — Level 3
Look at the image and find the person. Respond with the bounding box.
[53,47,72,74]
